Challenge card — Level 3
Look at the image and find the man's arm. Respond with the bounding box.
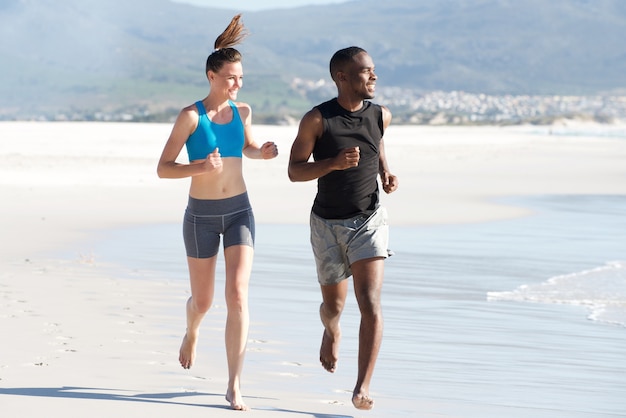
[379,106,399,194]
[288,108,360,182]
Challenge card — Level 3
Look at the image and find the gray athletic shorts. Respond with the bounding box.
[183,193,255,258]
[310,206,391,286]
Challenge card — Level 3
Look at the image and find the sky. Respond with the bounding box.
[172,0,349,11]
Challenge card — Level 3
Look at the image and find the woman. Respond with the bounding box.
[157,14,278,411]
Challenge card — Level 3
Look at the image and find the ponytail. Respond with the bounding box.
[206,14,249,74]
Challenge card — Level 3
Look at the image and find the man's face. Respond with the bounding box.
[344,52,377,100]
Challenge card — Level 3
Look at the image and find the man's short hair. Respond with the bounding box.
[329,46,367,82]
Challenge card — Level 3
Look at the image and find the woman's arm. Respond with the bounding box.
[239,103,278,160]
[156,105,223,178]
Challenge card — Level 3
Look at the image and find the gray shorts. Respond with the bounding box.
[310,206,391,286]
[183,193,255,258]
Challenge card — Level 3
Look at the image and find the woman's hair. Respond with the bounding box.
[205,14,249,74]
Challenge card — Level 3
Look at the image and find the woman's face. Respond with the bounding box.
[208,61,243,101]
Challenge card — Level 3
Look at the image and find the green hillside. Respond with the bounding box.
[1,0,625,121]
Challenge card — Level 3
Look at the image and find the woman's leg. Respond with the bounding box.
[223,244,254,411]
[179,256,217,369]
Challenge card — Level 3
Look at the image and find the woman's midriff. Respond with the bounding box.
[188,158,247,200]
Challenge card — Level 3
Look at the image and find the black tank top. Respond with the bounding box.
[312,98,384,219]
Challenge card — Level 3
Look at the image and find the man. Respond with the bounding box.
[287,46,398,410]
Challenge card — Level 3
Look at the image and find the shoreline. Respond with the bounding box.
[3,122,626,232]
[5,194,624,417]
[2,122,626,416]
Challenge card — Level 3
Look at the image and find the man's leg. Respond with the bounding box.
[350,256,384,410]
[319,280,348,373]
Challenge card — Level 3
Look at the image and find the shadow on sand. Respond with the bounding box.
[0,386,353,417]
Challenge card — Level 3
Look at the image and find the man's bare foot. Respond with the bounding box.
[352,392,374,410]
[226,389,249,411]
[178,332,197,369]
[319,303,341,373]
[319,329,340,373]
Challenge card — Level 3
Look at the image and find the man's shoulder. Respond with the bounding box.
[315,98,338,113]
[363,100,383,111]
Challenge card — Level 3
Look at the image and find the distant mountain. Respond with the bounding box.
[1,0,625,120]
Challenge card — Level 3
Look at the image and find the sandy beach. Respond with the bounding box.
[1,121,626,417]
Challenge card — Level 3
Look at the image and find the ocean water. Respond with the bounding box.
[518,125,626,139]
[69,194,626,416]
[488,261,626,326]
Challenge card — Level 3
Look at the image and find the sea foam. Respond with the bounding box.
[487,261,626,327]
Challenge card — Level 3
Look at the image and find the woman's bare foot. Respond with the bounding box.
[178,332,198,369]
[352,392,374,410]
[226,389,249,411]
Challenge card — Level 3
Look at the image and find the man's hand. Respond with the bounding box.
[333,146,360,170]
[381,172,398,194]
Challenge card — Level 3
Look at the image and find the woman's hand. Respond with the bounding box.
[261,141,278,160]
[203,148,223,172]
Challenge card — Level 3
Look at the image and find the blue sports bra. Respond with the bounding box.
[186,100,245,161]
